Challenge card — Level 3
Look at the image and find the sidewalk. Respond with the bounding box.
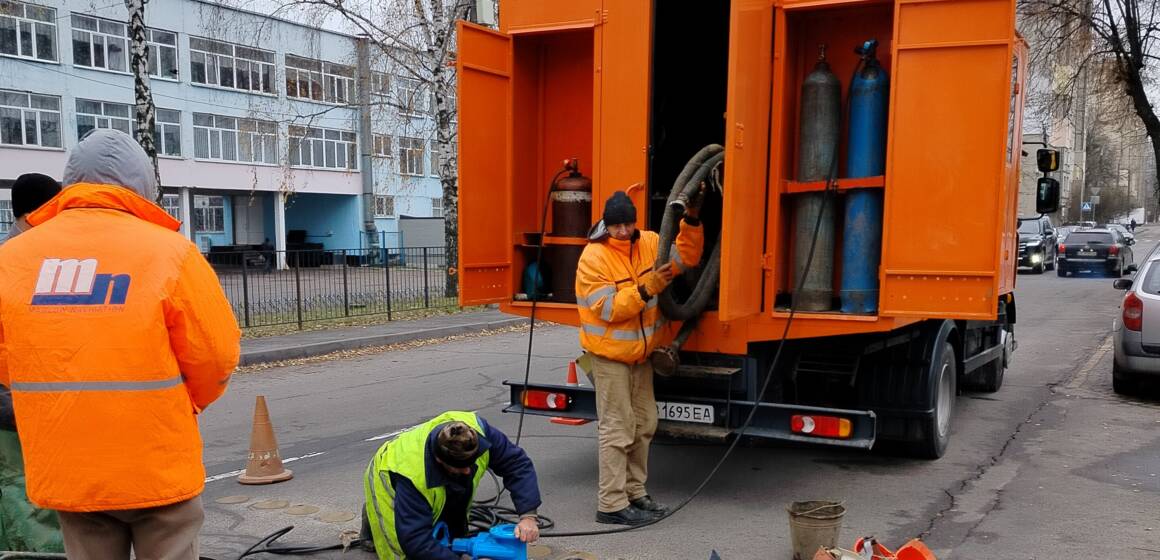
[239,310,527,366]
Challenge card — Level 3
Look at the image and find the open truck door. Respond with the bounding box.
[457,21,512,305]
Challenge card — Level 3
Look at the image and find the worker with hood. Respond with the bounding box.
[575,189,704,526]
[0,129,241,559]
[0,172,64,553]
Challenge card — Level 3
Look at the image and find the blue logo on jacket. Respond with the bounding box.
[31,258,130,305]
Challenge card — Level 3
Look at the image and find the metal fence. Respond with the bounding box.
[207,247,454,329]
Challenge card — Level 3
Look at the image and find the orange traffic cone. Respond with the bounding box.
[552,362,591,426]
[238,396,294,485]
[565,361,580,387]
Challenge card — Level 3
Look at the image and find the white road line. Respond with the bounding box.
[365,428,409,442]
[204,451,327,483]
[1065,335,1112,391]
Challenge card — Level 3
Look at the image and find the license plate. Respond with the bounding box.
[1078,249,1097,256]
[656,401,714,424]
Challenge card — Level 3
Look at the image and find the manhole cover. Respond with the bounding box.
[319,511,358,523]
[285,505,321,516]
[251,499,290,510]
[556,553,597,560]
[214,495,250,505]
[528,544,553,559]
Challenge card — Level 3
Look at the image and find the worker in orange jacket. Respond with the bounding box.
[0,129,241,560]
[575,190,704,526]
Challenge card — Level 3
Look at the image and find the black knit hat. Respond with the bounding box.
[602,191,637,226]
[12,173,61,218]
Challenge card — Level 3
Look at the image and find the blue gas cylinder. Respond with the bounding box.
[451,524,528,560]
[840,39,889,314]
[521,261,548,301]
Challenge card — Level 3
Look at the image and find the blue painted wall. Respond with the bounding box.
[285,193,361,250]
[193,196,234,251]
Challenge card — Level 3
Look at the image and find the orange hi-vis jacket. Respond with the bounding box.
[575,220,703,364]
[0,183,241,512]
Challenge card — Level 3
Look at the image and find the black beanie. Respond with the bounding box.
[602,191,637,226]
[12,173,61,218]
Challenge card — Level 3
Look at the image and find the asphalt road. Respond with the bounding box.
[198,228,1160,559]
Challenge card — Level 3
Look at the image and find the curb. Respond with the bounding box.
[239,317,528,366]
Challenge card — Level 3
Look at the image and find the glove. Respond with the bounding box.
[639,263,675,298]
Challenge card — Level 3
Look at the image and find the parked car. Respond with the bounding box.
[1057,228,1136,277]
[1108,223,1136,243]
[1113,255,1160,394]
[1017,216,1057,273]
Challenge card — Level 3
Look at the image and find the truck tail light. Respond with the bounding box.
[522,390,572,411]
[791,415,852,439]
[1110,245,1120,256]
[1124,292,1144,332]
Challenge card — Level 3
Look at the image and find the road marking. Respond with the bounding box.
[365,428,409,442]
[1065,335,1112,390]
[205,451,327,483]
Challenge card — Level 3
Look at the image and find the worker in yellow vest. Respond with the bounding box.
[362,411,541,560]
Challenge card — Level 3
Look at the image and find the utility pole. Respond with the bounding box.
[126,0,162,203]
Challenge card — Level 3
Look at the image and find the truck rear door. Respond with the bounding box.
[457,22,512,305]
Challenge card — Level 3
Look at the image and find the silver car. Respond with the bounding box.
[1113,254,1160,394]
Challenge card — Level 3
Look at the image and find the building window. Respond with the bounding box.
[161,193,180,219]
[371,71,389,96]
[76,98,130,139]
[431,197,442,218]
[429,141,441,176]
[71,14,127,73]
[0,0,56,62]
[399,136,424,176]
[374,194,394,218]
[395,76,428,116]
[372,134,391,157]
[193,194,224,233]
[0,89,61,148]
[288,125,357,170]
[190,37,275,95]
[192,112,278,164]
[147,28,178,80]
[0,199,12,233]
[154,108,180,157]
[285,55,354,104]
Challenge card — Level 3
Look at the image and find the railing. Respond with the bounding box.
[207,247,454,329]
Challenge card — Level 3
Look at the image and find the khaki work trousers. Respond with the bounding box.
[56,495,204,560]
[590,353,658,513]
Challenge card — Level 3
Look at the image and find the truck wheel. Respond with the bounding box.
[971,328,1009,393]
[915,341,957,459]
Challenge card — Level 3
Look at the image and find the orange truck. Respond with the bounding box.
[456,0,1051,458]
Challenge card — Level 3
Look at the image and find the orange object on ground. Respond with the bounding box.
[0,182,241,512]
[854,537,938,560]
[238,396,294,485]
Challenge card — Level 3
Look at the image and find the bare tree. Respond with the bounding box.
[1020,0,1160,210]
[258,0,474,297]
[125,0,162,202]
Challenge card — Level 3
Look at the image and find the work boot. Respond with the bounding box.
[631,495,669,516]
[595,505,654,526]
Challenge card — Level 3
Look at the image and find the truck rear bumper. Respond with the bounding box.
[504,381,877,450]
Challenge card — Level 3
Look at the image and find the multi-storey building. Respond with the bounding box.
[0,0,448,262]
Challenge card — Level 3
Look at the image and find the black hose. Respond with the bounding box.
[656,147,725,322]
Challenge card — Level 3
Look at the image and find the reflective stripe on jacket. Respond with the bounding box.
[363,411,489,559]
[575,220,703,364]
[0,183,241,512]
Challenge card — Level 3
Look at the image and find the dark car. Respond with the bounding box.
[1018,215,1057,273]
[1057,228,1136,277]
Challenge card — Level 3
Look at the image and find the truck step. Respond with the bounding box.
[657,421,732,442]
[665,364,742,379]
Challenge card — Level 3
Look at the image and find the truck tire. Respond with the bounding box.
[915,340,957,459]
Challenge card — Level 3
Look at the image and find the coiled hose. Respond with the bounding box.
[655,144,725,322]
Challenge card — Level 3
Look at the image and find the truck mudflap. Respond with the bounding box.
[503,381,877,450]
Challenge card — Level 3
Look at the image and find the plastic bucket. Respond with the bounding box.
[787,500,846,560]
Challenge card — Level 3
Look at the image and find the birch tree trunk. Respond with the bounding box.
[126,0,162,203]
